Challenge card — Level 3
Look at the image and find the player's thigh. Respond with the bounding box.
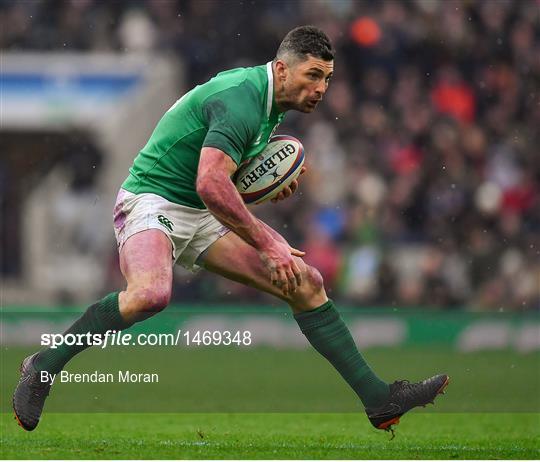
[201,230,289,301]
[119,229,174,294]
[200,230,329,312]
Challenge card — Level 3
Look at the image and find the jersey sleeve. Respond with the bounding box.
[201,83,261,165]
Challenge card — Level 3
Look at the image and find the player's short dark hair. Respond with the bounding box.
[276,26,334,63]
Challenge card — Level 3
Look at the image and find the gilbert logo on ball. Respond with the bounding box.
[235,135,305,204]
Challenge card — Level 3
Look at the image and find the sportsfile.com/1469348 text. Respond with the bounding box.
[40,330,252,349]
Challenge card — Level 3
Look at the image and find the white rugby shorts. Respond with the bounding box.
[113,189,229,272]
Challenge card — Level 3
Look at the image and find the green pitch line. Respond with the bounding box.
[1,413,539,459]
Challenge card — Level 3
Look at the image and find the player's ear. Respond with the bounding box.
[274,59,288,82]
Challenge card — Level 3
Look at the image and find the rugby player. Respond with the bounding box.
[13,26,449,433]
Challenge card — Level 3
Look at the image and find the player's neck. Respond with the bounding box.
[271,62,291,113]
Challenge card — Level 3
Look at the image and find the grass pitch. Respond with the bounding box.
[1,412,539,459]
[2,346,539,458]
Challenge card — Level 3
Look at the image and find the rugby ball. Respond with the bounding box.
[235,135,305,204]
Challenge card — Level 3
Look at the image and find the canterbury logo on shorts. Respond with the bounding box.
[157,214,174,232]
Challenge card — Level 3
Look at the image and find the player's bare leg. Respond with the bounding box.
[118,229,174,323]
[201,222,327,312]
[201,228,449,431]
[13,229,173,431]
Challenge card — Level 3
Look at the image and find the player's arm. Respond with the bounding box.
[196,147,304,295]
[196,148,273,249]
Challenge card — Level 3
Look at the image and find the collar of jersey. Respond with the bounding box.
[266,61,284,120]
[266,61,274,118]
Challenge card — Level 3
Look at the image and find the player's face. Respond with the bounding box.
[278,56,334,113]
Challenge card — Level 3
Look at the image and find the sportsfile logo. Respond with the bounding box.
[239,143,295,190]
[40,330,252,349]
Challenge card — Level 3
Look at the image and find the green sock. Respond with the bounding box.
[34,292,132,373]
[294,300,389,408]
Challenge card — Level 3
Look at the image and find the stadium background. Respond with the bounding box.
[2,0,539,310]
[1,0,539,458]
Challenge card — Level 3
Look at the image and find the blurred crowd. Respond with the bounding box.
[2,0,539,310]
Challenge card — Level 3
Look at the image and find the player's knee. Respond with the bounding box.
[304,265,324,293]
[130,286,171,314]
[291,265,324,301]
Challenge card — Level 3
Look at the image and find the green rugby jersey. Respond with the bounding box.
[122,62,285,209]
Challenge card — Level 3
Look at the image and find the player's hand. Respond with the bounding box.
[258,240,305,296]
[271,166,307,203]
